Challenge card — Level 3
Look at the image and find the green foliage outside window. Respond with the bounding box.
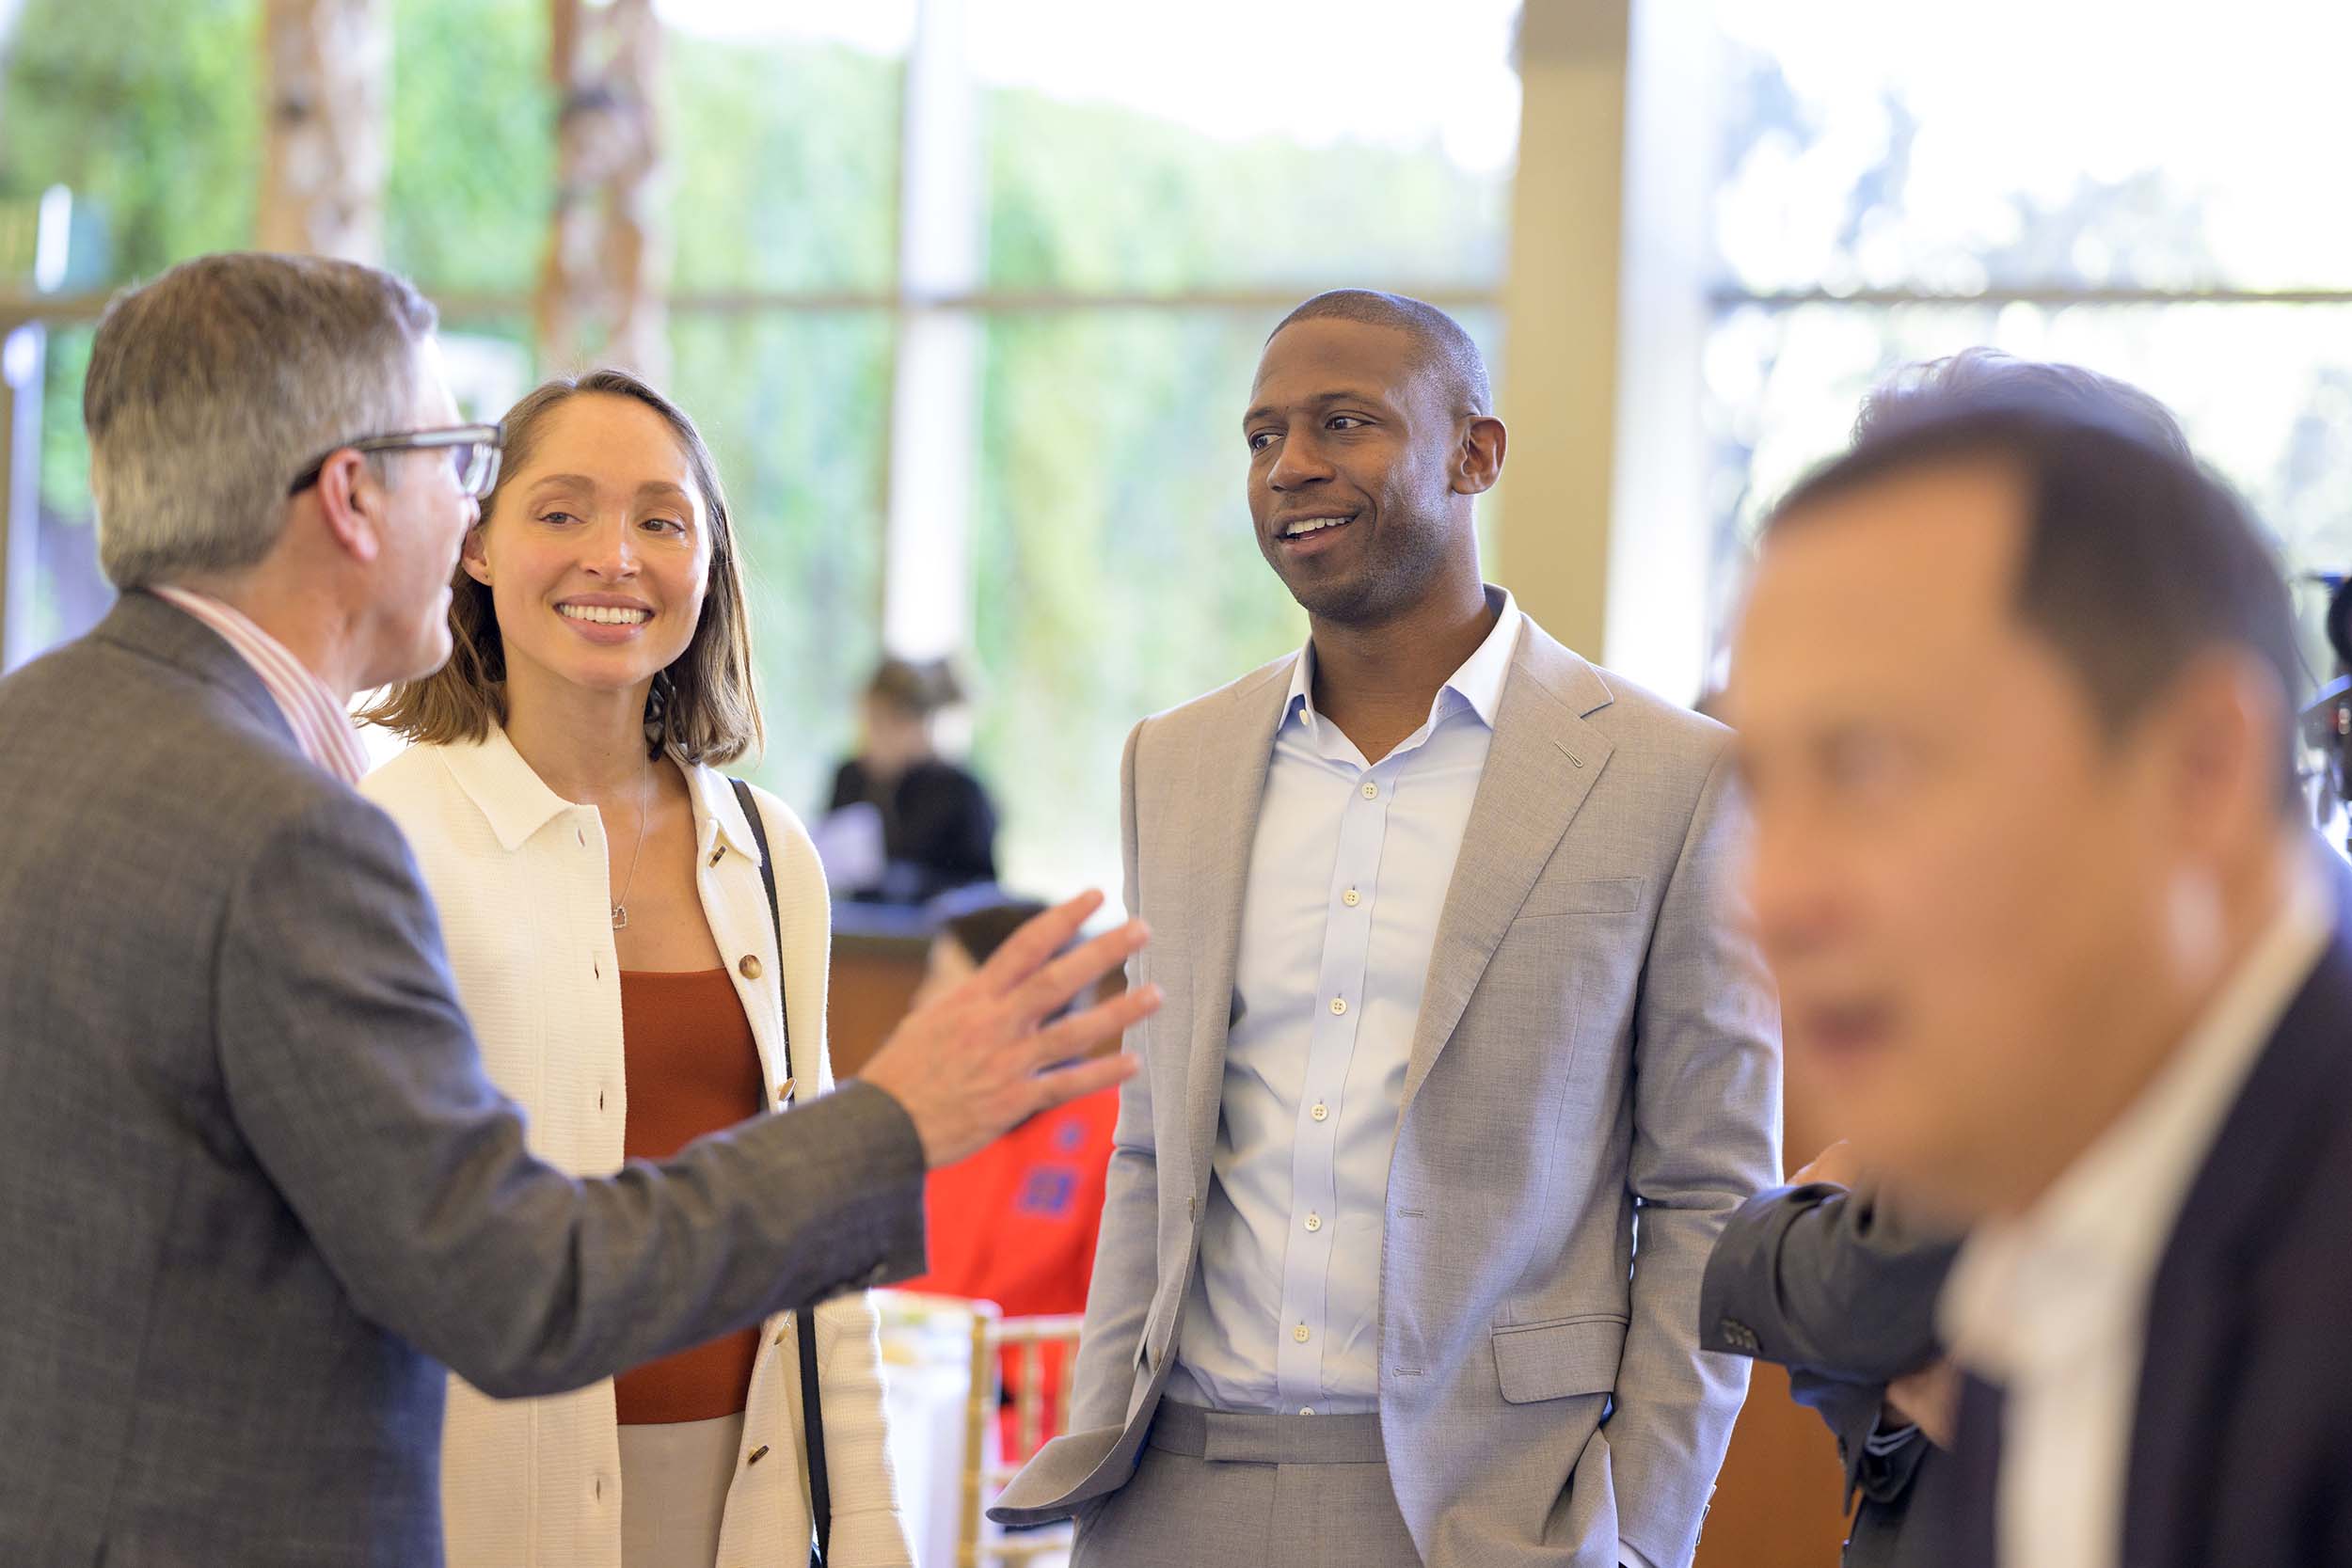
[0,7,1507,893]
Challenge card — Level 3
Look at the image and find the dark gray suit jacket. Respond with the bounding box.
[0,594,929,1568]
[1932,911,2352,1568]
[1700,1182,1960,1568]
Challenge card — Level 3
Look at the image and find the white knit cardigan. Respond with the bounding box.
[362,726,913,1568]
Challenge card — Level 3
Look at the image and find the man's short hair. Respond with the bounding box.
[1269,289,1491,419]
[1770,393,2304,811]
[84,251,438,589]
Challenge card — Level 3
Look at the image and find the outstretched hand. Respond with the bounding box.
[857,891,1158,1167]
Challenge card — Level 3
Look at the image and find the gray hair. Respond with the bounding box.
[85,251,438,589]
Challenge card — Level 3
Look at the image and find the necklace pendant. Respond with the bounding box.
[611,903,628,931]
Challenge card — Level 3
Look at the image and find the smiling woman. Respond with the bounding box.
[365,369,762,766]
[357,369,915,1568]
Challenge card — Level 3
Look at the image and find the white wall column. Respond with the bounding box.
[881,0,982,661]
[1499,0,1715,704]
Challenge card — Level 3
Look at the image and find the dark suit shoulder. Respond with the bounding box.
[2128,927,2352,1567]
[0,620,409,966]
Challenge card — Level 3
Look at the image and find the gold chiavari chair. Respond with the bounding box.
[958,1306,1087,1568]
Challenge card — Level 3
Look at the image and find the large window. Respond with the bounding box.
[0,0,1519,902]
[1699,0,2352,666]
[952,0,1518,890]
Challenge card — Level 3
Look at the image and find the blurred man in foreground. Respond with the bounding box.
[1729,390,2352,1567]
[1701,349,2201,1568]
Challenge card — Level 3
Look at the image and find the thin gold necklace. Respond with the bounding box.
[610,751,651,931]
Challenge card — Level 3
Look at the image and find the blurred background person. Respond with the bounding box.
[823,655,999,905]
[364,369,912,1568]
[896,897,1121,1460]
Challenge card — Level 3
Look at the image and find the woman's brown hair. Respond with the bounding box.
[362,368,764,765]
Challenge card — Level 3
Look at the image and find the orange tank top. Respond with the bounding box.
[612,967,769,1425]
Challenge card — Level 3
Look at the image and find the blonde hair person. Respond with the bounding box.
[361,370,912,1568]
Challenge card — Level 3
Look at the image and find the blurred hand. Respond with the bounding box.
[1792,1138,1862,1188]
[858,891,1158,1167]
[1885,1360,1962,1449]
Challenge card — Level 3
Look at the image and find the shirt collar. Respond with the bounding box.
[1940,853,2336,1380]
[432,721,764,864]
[1285,584,1522,735]
[433,723,579,852]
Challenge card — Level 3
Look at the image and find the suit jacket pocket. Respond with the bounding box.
[1493,1314,1629,1404]
[1515,877,1644,920]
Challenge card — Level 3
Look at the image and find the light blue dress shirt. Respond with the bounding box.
[1167,588,1521,1418]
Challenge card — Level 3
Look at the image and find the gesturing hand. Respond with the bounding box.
[857,890,1159,1168]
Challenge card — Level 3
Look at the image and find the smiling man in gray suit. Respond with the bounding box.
[0,252,1154,1568]
[992,292,1783,1568]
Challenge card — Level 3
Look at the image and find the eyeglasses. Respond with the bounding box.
[286,422,504,499]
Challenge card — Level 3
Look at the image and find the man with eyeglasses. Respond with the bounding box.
[0,251,1154,1568]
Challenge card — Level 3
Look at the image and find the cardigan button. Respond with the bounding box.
[708,847,724,866]
[744,1444,771,1467]
[739,955,763,980]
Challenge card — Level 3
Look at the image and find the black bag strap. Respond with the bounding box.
[731,778,832,1568]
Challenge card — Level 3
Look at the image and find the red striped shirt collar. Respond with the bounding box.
[150,586,370,787]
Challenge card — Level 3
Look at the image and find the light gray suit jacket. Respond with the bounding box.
[993,617,1783,1567]
[0,594,929,1568]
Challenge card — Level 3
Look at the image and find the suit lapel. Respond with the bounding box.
[1939,1374,2006,1568]
[1400,626,1616,1113]
[2122,920,2352,1568]
[1182,661,1295,1196]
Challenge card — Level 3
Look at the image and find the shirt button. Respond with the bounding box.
[1342,888,1360,907]
[1293,1323,1311,1343]
[1299,1407,1315,1417]
[1360,782,1378,800]
[1305,1212,1322,1233]
[1329,997,1347,1016]
[709,847,724,866]
[1311,1102,1329,1122]
[739,955,763,980]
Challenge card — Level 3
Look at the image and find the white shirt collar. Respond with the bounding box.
[1940,852,2336,1381]
[1285,584,1522,736]
[431,720,764,863]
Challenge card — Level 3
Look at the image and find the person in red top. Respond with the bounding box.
[898,900,1120,1458]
